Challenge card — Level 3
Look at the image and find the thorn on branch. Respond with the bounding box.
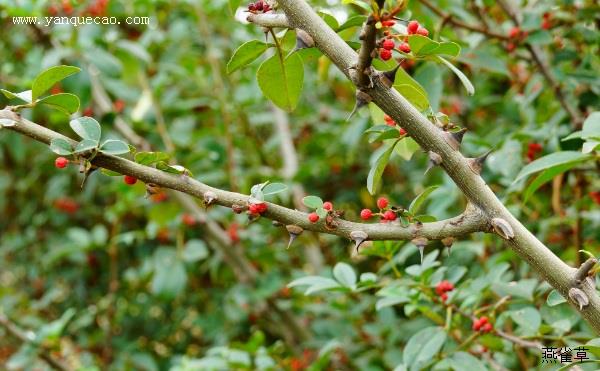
[574,257,597,286]
[491,217,514,240]
[203,191,218,206]
[378,64,401,88]
[412,237,428,263]
[347,90,372,121]
[350,230,368,253]
[286,225,303,249]
[569,287,590,310]
[425,151,442,175]
[295,29,315,51]
[442,236,455,256]
[467,149,493,175]
[442,128,467,151]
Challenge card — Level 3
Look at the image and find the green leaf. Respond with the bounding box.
[447,352,487,371]
[257,52,304,111]
[1,89,32,103]
[333,263,356,288]
[514,151,591,183]
[557,361,600,371]
[135,151,170,165]
[182,239,209,262]
[407,35,435,55]
[367,140,398,195]
[318,11,339,30]
[368,126,401,143]
[376,296,410,310]
[73,139,98,153]
[337,15,367,32]
[393,67,429,99]
[408,186,439,215]
[582,111,600,139]
[396,84,429,111]
[547,289,567,307]
[302,195,323,209]
[403,327,447,371]
[262,182,288,196]
[316,207,328,218]
[70,116,101,142]
[156,162,188,175]
[341,0,371,11]
[228,0,242,14]
[151,248,187,299]
[227,40,271,74]
[49,138,73,155]
[394,137,420,161]
[523,162,578,204]
[31,65,80,100]
[509,307,541,335]
[37,93,80,115]
[433,42,461,57]
[100,139,130,155]
[436,56,475,96]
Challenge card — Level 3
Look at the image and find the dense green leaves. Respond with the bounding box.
[403,327,447,371]
[257,53,304,111]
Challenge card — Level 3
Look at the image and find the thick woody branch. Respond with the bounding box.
[0,313,70,371]
[0,109,486,243]
[264,0,600,334]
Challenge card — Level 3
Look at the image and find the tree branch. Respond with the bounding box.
[247,13,290,28]
[256,0,600,334]
[0,108,486,244]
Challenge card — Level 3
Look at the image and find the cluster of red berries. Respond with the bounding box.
[248,200,268,215]
[472,316,493,333]
[435,280,454,303]
[378,20,429,61]
[506,26,529,52]
[383,114,407,135]
[247,1,271,13]
[360,197,397,223]
[85,0,109,17]
[526,142,542,162]
[307,201,333,223]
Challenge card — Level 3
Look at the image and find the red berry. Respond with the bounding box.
[255,0,263,11]
[55,157,69,169]
[399,42,411,53]
[479,316,489,324]
[416,26,429,37]
[481,322,493,333]
[590,191,600,205]
[441,293,448,302]
[382,39,395,50]
[382,20,396,27]
[248,3,256,11]
[407,20,419,34]
[323,201,333,211]
[248,203,261,214]
[399,127,407,136]
[308,212,319,223]
[384,114,395,126]
[124,175,137,185]
[506,42,516,52]
[377,197,389,209]
[181,213,196,226]
[472,320,482,331]
[379,49,392,61]
[542,19,551,30]
[228,223,240,243]
[113,99,125,113]
[528,143,542,152]
[360,209,373,220]
[383,210,396,221]
[508,27,521,39]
